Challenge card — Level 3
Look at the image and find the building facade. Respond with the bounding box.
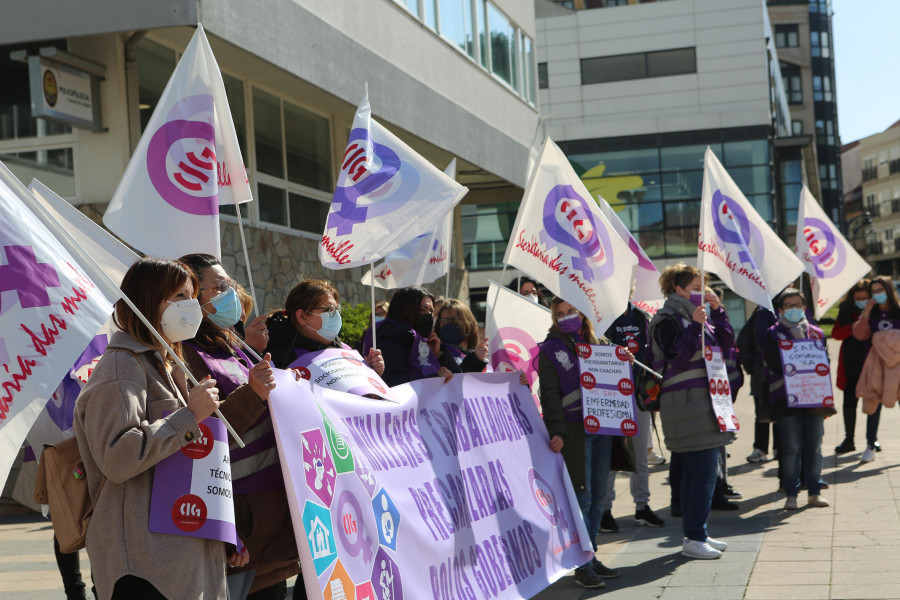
[0,0,539,314]
[856,121,900,277]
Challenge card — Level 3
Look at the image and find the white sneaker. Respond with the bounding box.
[784,496,798,510]
[648,450,666,465]
[746,448,767,463]
[706,537,728,552]
[682,539,722,560]
[861,446,876,463]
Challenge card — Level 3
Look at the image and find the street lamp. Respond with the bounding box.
[845,211,874,258]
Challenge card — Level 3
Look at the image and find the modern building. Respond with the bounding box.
[854,120,900,277]
[840,139,866,256]
[524,0,797,327]
[0,0,539,312]
[767,0,843,228]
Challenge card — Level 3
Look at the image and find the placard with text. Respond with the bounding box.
[576,344,638,437]
[703,346,739,431]
[779,338,834,409]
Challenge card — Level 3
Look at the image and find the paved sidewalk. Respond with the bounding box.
[3,343,900,598]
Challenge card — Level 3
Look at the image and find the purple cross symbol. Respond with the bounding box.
[0,245,61,311]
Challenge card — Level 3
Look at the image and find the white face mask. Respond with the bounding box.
[160,298,203,342]
[525,292,539,304]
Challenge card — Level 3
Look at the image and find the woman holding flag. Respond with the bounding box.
[538,298,620,589]
[178,254,300,600]
[73,258,245,599]
[649,263,733,560]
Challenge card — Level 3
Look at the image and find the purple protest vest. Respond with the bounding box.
[538,336,583,422]
[652,311,723,393]
[185,343,283,496]
[362,318,440,380]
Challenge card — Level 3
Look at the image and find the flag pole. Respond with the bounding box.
[370,267,377,350]
[599,337,663,379]
[233,198,260,317]
[445,270,450,299]
[7,167,246,447]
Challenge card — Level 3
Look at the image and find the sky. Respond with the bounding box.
[832,0,900,143]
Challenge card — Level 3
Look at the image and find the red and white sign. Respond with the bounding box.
[703,346,739,431]
[780,338,834,408]
[576,344,639,437]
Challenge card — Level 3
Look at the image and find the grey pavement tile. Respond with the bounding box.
[744,584,831,599]
[659,585,745,599]
[831,583,900,599]
[830,569,900,584]
[750,560,833,573]
[748,569,831,586]
[595,585,666,600]
[830,559,900,573]
[667,570,752,587]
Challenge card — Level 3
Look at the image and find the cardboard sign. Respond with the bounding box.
[703,346,739,432]
[779,338,834,409]
[576,344,638,437]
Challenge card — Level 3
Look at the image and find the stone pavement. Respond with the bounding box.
[3,346,900,599]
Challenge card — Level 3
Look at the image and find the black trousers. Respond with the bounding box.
[111,576,167,600]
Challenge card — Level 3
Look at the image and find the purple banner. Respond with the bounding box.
[269,371,593,600]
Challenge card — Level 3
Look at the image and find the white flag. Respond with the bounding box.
[104,25,251,259]
[320,91,467,269]
[0,162,112,488]
[596,195,663,315]
[503,139,637,336]
[361,159,455,289]
[796,185,870,318]
[698,147,803,311]
[485,281,551,404]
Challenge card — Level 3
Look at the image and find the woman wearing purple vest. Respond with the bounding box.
[852,275,900,462]
[538,298,619,589]
[361,287,453,386]
[179,254,298,600]
[265,279,384,378]
[649,263,733,560]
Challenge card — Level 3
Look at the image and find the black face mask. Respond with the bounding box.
[414,313,434,338]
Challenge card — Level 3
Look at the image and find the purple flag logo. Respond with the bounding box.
[711,190,763,267]
[540,185,614,282]
[802,217,847,279]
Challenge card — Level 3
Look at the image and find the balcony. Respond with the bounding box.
[867,204,881,218]
[868,240,883,256]
[891,159,900,175]
[893,199,900,214]
[895,237,900,253]
[862,167,878,182]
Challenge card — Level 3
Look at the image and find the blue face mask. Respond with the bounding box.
[315,310,343,341]
[440,322,465,346]
[374,316,385,324]
[203,287,242,328]
[874,292,888,305]
[783,307,805,323]
[855,299,869,310]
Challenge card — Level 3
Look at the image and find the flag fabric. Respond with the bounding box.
[0,162,112,488]
[360,160,455,289]
[485,281,551,406]
[503,139,637,336]
[698,147,803,310]
[320,92,467,269]
[596,194,663,315]
[104,25,251,259]
[796,185,871,318]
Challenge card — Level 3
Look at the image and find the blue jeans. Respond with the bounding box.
[867,404,881,447]
[575,434,612,553]
[778,413,825,497]
[680,448,719,543]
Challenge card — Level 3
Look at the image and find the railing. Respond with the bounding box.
[890,159,900,175]
[868,240,883,256]
[862,167,878,182]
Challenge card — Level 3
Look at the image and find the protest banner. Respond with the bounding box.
[503,139,637,336]
[485,282,551,406]
[779,339,834,409]
[320,92,466,269]
[575,344,638,436]
[703,346,739,432]
[698,148,803,310]
[104,25,252,259]
[287,347,394,400]
[268,370,593,600]
[796,185,871,318]
[149,415,240,546]
[0,162,112,488]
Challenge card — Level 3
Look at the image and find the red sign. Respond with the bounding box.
[180,422,214,460]
[618,378,634,395]
[626,337,640,354]
[295,366,311,380]
[717,416,726,431]
[584,415,600,434]
[367,377,386,394]
[704,346,713,361]
[172,494,207,532]
[823,395,834,407]
[815,363,830,376]
[576,343,592,359]
[779,339,794,351]
[580,372,596,390]
[615,346,631,362]
[620,419,637,437]
[731,415,740,429]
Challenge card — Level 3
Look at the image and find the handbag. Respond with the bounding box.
[33,437,105,554]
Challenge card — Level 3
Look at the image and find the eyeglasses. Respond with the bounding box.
[313,304,342,316]
[199,279,236,295]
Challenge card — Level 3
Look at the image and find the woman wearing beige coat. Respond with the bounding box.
[73,258,248,599]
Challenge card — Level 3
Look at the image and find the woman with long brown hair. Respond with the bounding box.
[831,279,870,454]
[74,258,245,599]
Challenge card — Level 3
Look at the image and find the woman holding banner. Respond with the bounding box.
[179,254,300,600]
[763,288,833,509]
[649,263,733,560]
[538,298,620,589]
[853,275,900,462]
[361,287,453,386]
[266,279,385,378]
[73,258,245,599]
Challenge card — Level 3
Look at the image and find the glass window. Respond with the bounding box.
[523,34,536,102]
[664,228,697,257]
[394,0,420,17]
[424,0,437,29]
[0,40,72,141]
[723,140,769,167]
[747,194,773,222]
[646,48,695,78]
[477,0,488,69]
[729,166,771,196]
[538,62,548,90]
[570,148,660,177]
[783,183,802,209]
[661,170,703,200]
[780,159,803,184]
[792,120,803,135]
[137,39,176,133]
[488,2,515,87]
[774,25,799,48]
[660,144,714,173]
[664,201,700,228]
[284,101,331,191]
[440,0,475,56]
[252,87,284,178]
[615,202,663,232]
[221,73,247,158]
[462,201,518,270]
[258,183,287,226]
[582,53,645,84]
[635,230,666,258]
[0,148,75,196]
[289,192,329,233]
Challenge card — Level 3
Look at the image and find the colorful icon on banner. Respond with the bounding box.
[322,412,355,474]
[302,428,337,506]
[371,547,403,600]
[303,501,337,576]
[356,582,376,600]
[325,560,356,600]
[372,489,401,551]
[337,490,375,564]
[354,453,379,499]
[529,468,559,525]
